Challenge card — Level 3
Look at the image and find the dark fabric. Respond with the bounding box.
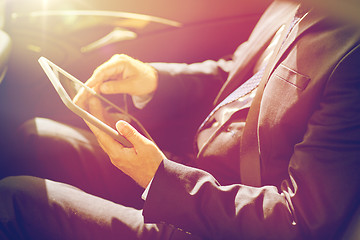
[7,117,144,209]
[0,176,196,240]
[0,118,201,240]
[144,159,298,239]
[142,2,360,240]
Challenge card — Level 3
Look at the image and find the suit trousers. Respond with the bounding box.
[0,118,199,240]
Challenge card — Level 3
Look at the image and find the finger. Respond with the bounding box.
[88,96,106,122]
[86,97,124,152]
[85,119,120,156]
[84,97,106,139]
[100,77,138,95]
[116,120,147,147]
[86,55,128,88]
[73,86,90,109]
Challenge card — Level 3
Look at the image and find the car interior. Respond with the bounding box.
[0,0,358,239]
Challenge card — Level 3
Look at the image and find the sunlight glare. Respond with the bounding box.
[42,0,49,11]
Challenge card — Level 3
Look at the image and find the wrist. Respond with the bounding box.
[143,64,159,95]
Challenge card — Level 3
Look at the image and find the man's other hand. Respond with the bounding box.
[86,54,159,97]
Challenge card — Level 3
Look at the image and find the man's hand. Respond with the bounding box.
[72,54,164,188]
[86,54,158,96]
[85,97,165,188]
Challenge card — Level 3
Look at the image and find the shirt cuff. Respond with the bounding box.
[141,178,153,201]
[132,92,154,109]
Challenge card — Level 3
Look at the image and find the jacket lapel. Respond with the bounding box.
[265,8,326,86]
[214,1,299,105]
[214,1,297,105]
[239,7,326,186]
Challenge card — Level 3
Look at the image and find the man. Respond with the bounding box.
[0,0,359,239]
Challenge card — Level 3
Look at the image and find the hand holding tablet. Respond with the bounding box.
[38,57,152,148]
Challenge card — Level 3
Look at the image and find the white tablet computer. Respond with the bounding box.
[38,56,133,147]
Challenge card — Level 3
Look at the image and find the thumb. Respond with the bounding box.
[116,120,145,147]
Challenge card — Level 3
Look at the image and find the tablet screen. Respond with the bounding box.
[56,68,82,100]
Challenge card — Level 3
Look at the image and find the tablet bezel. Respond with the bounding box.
[38,56,133,147]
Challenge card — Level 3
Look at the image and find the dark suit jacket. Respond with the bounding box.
[138,1,360,239]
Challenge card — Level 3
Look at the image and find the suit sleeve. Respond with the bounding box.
[131,58,233,136]
[142,45,360,239]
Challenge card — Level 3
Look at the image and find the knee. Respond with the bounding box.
[0,176,49,238]
[16,117,97,145]
[17,118,38,137]
[0,176,50,202]
[14,117,83,160]
[16,117,55,142]
[0,176,15,195]
[15,118,44,150]
[0,176,29,213]
[0,176,49,214]
[0,176,40,195]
